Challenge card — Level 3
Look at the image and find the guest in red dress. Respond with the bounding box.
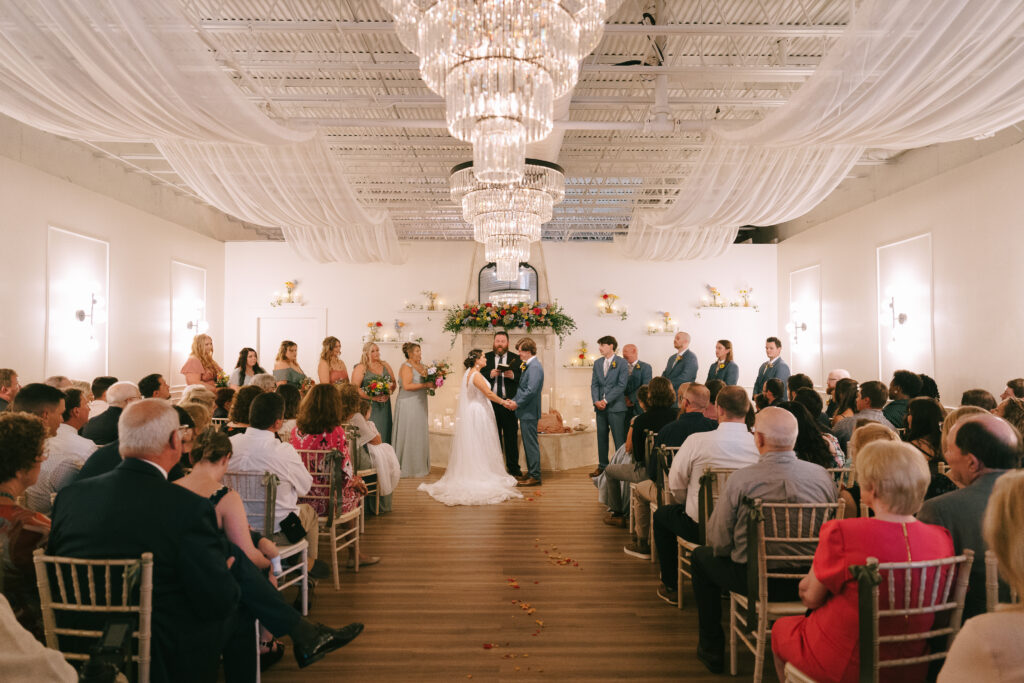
[772,440,956,683]
[181,334,222,389]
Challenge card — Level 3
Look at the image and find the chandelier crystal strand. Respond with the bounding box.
[496,258,521,282]
[450,159,564,243]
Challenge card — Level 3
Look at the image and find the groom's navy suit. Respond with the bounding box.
[591,355,629,468]
[513,356,544,482]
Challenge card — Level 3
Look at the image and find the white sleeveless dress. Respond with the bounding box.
[418,370,523,506]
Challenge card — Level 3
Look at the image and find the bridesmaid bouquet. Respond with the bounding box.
[423,360,451,396]
[215,371,230,388]
[365,378,392,398]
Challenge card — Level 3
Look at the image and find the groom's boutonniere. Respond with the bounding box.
[610,360,617,369]
[520,361,527,371]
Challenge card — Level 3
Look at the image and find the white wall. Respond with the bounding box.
[777,137,1024,401]
[0,155,225,385]
[224,240,779,425]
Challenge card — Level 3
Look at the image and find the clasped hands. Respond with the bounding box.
[594,399,608,410]
[502,399,517,410]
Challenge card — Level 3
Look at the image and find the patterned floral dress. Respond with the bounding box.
[291,426,361,515]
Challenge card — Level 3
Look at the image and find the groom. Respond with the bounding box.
[505,337,543,487]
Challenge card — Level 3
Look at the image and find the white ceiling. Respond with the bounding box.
[80,0,867,242]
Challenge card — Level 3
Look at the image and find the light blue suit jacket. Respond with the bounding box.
[513,357,544,421]
[661,349,698,390]
[624,360,653,407]
[591,355,629,413]
[753,358,791,395]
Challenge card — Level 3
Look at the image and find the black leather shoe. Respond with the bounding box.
[294,622,364,669]
[309,560,332,580]
[696,643,724,674]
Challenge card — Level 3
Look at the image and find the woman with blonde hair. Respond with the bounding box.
[317,336,349,385]
[394,342,433,477]
[838,422,900,518]
[180,384,217,412]
[272,340,308,388]
[940,470,1024,681]
[350,342,396,444]
[773,441,955,682]
[181,334,222,389]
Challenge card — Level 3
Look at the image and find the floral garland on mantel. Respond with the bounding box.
[442,302,577,345]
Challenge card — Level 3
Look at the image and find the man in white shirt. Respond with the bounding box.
[652,386,759,604]
[86,376,118,418]
[26,387,96,513]
[228,392,325,577]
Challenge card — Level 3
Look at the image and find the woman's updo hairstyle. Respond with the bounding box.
[190,428,232,467]
[402,342,420,359]
[464,348,483,369]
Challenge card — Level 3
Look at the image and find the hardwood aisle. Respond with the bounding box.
[265,467,765,682]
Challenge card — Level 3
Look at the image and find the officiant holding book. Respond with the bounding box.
[484,331,523,477]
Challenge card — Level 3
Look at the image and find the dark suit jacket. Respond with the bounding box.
[625,360,653,407]
[76,440,184,483]
[483,349,521,400]
[80,406,122,445]
[651,412,719,481]
[49,458,240,683]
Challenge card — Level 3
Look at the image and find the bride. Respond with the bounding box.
[418,349,523,506]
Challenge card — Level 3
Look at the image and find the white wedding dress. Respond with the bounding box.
[418,369,523,506]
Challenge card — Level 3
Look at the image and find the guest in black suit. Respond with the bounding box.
[51,399,363,682]
[80,381,141,445]
[76,406,192,483]
[483,331,523,477]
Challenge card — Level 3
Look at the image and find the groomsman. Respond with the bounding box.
[591,336,629,477]
[484,331,522,477]
[752,336,791,396]
[622,344,652,421]
[662,331,698,390]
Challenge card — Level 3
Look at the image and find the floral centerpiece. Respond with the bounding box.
[215,371,230,388]
[366,320,384,342]
[423,360,452,396]
[442,301,577,345]
[365,377,392,398]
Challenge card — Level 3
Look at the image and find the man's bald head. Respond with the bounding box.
[952,413,1021,470]
[754,406,799,452]
[622,344,638,363]
[673,331,691,351]
[826,369,851,392]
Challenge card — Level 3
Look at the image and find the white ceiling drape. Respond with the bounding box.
[627,0,1024,260]
[0,0,404,264]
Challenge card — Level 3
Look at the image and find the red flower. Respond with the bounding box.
[532,307,541,315]
[471,307,478,314]
[602,294,609,299]
[375,321,383,327]
[578,353,585,359]
[500,309,507,315]
[484,303,492,308]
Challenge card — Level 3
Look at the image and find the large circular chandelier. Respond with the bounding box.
[381,0,617,184]
[450,159,565,280]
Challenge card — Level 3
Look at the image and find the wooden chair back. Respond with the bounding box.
[854,551,973,682]
[211,417,228,428]
[294,448,337,524]
[827,467,855,490]
[224,471,280,537]
[33,548,154,683]
[696,467,736,544]
[653,444,680,505]
[985,549,1021,611]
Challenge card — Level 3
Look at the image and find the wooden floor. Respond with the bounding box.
[265,467,774,682]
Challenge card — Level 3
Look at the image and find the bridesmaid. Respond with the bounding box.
[317,336,350,384]
[706,339,739,386]
[181,334,222,389]
[393,342,432,478]
[272,340,308,388]
[228,347,266,388]
[351,342,396,444]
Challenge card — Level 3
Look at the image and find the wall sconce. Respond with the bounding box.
[787,320,808,344]
[186,319,209,334]
[885,296,908,341]
[74,293,100,325]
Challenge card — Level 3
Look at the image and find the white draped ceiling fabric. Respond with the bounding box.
[0,0,404,264]
[626,0,1024,261]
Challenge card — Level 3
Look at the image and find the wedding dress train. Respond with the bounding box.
[418,369,523,506]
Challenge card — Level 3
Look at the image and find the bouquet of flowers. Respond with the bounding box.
[215,371,230,388]
[423,360,452,396]
[365,378,392,398]
[299,376,315,396]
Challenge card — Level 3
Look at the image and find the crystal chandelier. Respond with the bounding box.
[451,159,565,280]
[381,0,617,184]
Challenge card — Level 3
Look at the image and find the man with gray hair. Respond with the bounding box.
[0,368,20,411]
[688,407,836,673]
[252,372,277,392]
[81,381,141,445]
[44,376,73,390]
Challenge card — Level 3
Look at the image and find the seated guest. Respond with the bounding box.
[794,386,831,432]
[624,383,717,559]
[778,401,843,467]
[753,336,791,397]
[918,413,1021,620]
[772,441,954,682]
[87,376,118,418]
[962,388,998,411]
[180,384,217,412]
[1000,378,1024,401]
[10,384,65,439]
[252,373,278,393]
[601,377,677,529]
[787,373,813,400]
[76,407,193,483]
[224,385,262,437]
[276,384,301,442]
[51,399,363,681]
[0,368,21,412]
[229,347,267,388]
[838,423,900,518]
[763,378,786,406]
[25,388,96,514]
[939,470,1024,681]
[0,412,51,640]
[291,384,378,568]
[339,386,399,513]
[993,396,1024,434]
[753,392,772,412]
[705,339,739,386]
[829,377,859,427]
[181,333,223,389]
[43,376,72,390]
[703,379,725,421]
[940,405,988,452]
[652,386,760,605]
[824,369,851,418]
[81,381,141,445]
[138,373,171,400]
[0,592,76,680]
[904,397,956,499]
[213,387,235,419]
[832,380,896,451]
[884,369,922,429]
[689,407,836,672]
[69,379,92,402]
[918,374,940,400]
[229,392,327,578]
[181,404,211,441]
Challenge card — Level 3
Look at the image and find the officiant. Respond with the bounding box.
[484,331,523,478]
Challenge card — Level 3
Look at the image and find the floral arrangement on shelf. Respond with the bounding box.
[394,319,407,338]
[423,360,452,396]
[696,286,760,317]
[366,320,384,341]
[365,378,392,398]
[270,279,303,307]
[442,301,577,345]
[215,371,230,388]
[597,290,628,319]
[569,340,593,367]
[422,290,440,310]
[648,310,677,334]
[738,287,754,307]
